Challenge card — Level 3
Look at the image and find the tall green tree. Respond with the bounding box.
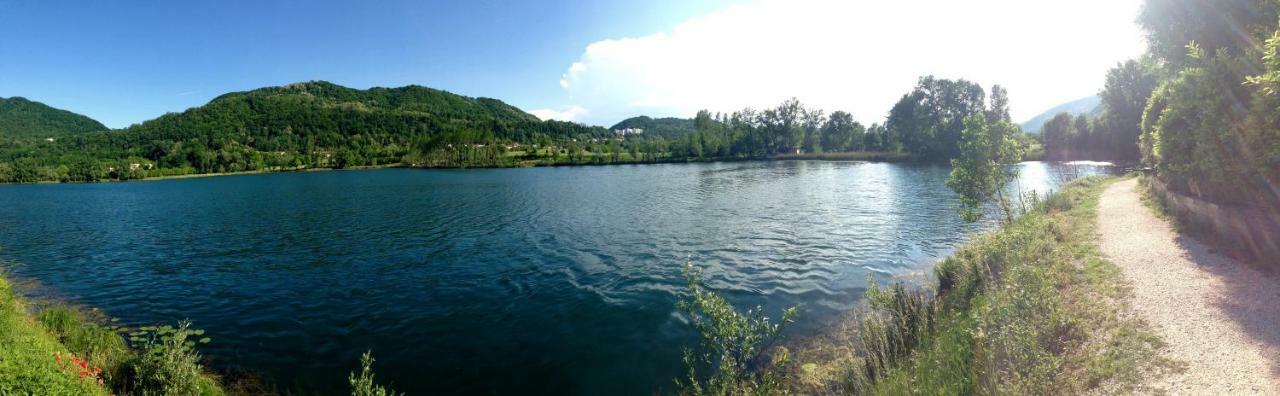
[987,85,1012,123]
[887,76,987,159]
[821,111,862,152]
[947,114,1025,223]
[1098,60,1158,159]
[1041,112,1075,160]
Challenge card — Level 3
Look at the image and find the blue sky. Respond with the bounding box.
[0,0,1145,129]
[0,0,740,128]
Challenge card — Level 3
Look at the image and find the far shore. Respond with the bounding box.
[6,151,1135,186]
[1,152,924,185]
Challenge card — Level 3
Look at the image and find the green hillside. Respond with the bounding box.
[0,81,608,182]
[609,116,697,139]
[0,97,106,139]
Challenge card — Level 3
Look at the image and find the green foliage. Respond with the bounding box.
[676,263,798,396]
[0,277,109,395]
[1097,59,1159,160]
[126,320,222,396]
[349,351,402,396]
[820,111,864,152]
[0,78,1030,182]
[1038,59,1157,161]
[1139,39,1279,203]
[831,177,1177,395]
[0,81,610,181]
[610,116,701,139]
[37,306,131,387]
[887,76,988,159]
[856,282,937,384]
[947,114,1025,223]
[0,271,227,396]
[1134,0,1280,206]
[1139,0,1278,70]
[0,97,106,140]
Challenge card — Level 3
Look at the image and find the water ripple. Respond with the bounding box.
[0,161,1115,395]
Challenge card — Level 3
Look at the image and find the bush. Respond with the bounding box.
[125,321,221,396]
[349,351,402,396]
[676,263,798,396]
[1140,37,1280,205]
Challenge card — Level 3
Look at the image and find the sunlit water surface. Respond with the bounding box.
[0,161,1115,394]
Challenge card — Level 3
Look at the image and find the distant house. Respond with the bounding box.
[612,128,644,137]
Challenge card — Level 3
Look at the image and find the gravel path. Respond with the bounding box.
[1098,178,1280,394]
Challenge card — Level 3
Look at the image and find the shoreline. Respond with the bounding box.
[785,176,1178,393]
[0,152,919,185]
[0,154,1115,186]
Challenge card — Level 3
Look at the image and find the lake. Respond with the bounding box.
[0,160,1115,394]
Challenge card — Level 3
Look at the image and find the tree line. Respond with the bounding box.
[1040,60,1160,161]
[0,76,1041,183]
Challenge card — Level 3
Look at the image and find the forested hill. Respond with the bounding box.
[0,97,106,139]
[1018,96,1101,133]
[126,80,556,145]
[0,81,611,182]
[609,116,697,139]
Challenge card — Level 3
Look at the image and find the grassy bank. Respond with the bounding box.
[0,275,225,395]
[680,176,1181,394]
[805,176,1179,393]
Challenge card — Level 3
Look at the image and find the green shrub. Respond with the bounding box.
[125,320,221,396]
[349,350,402,396]
[676,263,798,396]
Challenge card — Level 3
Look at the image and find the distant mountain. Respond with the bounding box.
[1019,96,1103,133]
[609,116,697,139]
[0,97,106,139]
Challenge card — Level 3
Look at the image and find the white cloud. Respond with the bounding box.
[528,105,589,122]
[556,0,1145,126]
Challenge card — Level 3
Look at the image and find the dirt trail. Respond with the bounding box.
[1098,178,1280,394]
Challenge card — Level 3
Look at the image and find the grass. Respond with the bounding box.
[0,276,108,395]
[0,273,227,395]
[786,176,1181,394]
[1,271,403,395]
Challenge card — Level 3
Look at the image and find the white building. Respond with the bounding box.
[613,128,644,137]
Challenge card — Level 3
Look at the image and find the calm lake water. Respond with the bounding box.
[0,161,1114,394]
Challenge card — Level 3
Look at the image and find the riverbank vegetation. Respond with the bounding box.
[1136,0,1280,207]
[0,74,1050,183]
[0,274,225,395]
[1,271,408,395]
[1040,60,1158,161]
[1041,0,1280,209]
[679,177,1181,395]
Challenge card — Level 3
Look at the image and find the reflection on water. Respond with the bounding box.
[0,160,1115,395]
